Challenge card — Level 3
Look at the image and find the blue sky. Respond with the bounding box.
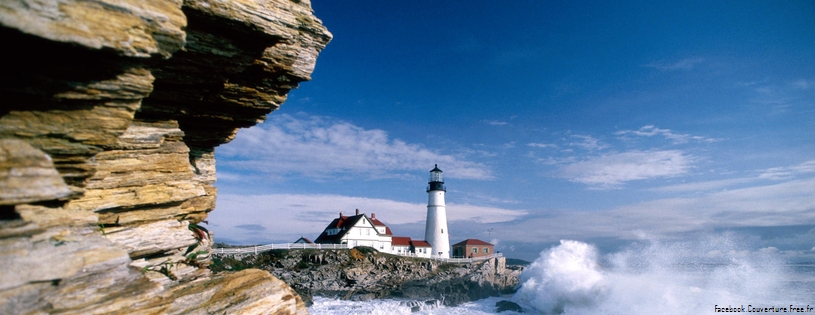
[209,1,815,261]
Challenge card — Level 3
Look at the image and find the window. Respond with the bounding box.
[472,248,478,253]
[484,248,489,253]
[441,229,444,233]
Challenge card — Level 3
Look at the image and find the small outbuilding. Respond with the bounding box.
[294,237,314,244]
[410,240,432,258]
[451,239,494,258]
[391,236,411,255]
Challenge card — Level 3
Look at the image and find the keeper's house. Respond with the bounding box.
[451,239,494,258]
[313,209,433,258]
[314,209,393,251]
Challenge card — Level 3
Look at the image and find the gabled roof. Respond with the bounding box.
[410,240,431,248]
[452,239,494,247]
[391,236,411,246]
[314,214,365,243]
[369,217,393,235]
[295,237,314,244]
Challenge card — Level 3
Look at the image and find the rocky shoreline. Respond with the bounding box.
[212,247,524,307]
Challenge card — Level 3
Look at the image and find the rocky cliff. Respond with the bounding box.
[0,1,330,314]
[212,248,524,307]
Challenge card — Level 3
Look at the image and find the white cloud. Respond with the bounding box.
[615,125,720,144]
[218,114,493,180]
[652,159,815,192]
[493,177,815,243]
[567,135,608,151]
[759,160,815,180]
[792,79,814,90]
[758,246,779,254]
[650,177,756,193]
[643,57,705,71]
[556,150,692,188]
[527,143,558,149]
[208,193,528,244]
[483,120,509,126]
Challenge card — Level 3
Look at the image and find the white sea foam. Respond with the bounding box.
[308,296,516,315]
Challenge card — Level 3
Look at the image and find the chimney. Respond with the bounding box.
[355,208,360,215]
[371,213,376,219]
[339,211,343,218]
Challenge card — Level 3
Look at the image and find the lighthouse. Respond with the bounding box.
[424,164,450,258]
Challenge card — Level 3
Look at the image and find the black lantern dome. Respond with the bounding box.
[427,164,446,192]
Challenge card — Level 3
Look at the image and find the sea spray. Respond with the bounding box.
[514,240,606,313]
[513,234,805,315]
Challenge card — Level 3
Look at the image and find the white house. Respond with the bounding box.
[314,209,436,257]
[314,209,392,251]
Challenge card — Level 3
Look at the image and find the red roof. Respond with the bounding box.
[369,217,393,235]
[391,236,411,246]
[295,237,314,244]
[452,239,493,247]
[314,212,397,244]
[410,240,431,247]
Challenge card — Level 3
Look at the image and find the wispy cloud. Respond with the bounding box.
[791,79,815,90]
[483,120,509,126]
[568,135,608,151]
[208,193,528,244]
[527,142,558,149]
[219,114,493,180]
[643,57,705,71]
[616,125,720,144]
[652,159,815,193]
[556,150,693,188]
[651,177,756,193]
[494,177,815,243]
[759,160,815,180]
[234,224,265,231]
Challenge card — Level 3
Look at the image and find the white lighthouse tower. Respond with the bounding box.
[424,164,450,258]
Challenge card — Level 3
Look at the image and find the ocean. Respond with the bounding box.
[308,235,815,315]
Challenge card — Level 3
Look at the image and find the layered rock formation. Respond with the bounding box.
[213,248,524,307]
[0,0,330,314]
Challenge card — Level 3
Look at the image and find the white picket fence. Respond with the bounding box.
[211,243,503,263]
[213,243,350,255]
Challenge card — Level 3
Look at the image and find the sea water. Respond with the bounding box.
[309,234,815,315]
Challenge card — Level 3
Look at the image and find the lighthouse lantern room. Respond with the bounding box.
[424,164,450,258]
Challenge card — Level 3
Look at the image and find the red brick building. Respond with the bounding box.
[451,239,494,258]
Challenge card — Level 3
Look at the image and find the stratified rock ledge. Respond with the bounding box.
[0,0,331,314]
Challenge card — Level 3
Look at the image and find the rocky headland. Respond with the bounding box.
[212,247,524,308]
[1,0,330,314]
